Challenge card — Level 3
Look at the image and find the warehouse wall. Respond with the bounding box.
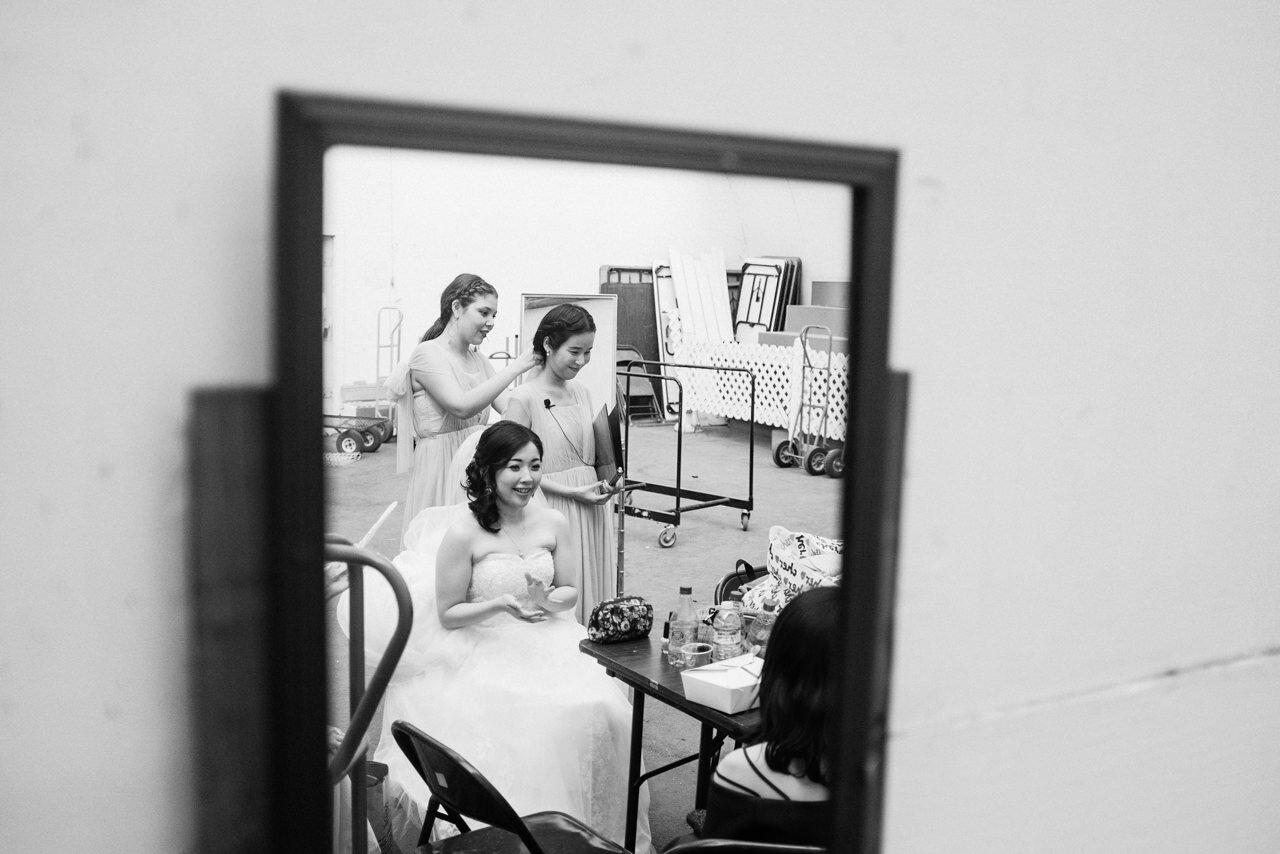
[2,2,1278,850]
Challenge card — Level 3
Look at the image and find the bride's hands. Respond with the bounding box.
[525,572,557,611]
[526,572,577,614]
[497,593,546,622]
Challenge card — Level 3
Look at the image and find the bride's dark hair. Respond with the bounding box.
[463,421,544,534]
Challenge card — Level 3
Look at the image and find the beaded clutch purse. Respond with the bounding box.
[586,595,654,644]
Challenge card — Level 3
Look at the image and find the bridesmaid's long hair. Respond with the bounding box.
[421,274,498,342]
[756,586,841,786]
[463,421,544,534]
[532,303,596,360]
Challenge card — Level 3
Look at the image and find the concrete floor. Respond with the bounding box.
[325,418,843,850]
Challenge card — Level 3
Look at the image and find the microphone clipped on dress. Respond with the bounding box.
[543,398,555,410]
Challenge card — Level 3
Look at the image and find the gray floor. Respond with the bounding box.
[326,418,843,850]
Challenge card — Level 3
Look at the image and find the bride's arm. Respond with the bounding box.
[525,511,579,613]
[436,525,545,627]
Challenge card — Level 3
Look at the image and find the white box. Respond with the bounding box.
[680,653,763,714]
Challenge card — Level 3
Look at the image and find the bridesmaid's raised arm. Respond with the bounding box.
[417,349,540,420]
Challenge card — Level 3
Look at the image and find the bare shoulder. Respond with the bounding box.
[715,745,755,780]
[441,512,484,550]
[715,744,829,802]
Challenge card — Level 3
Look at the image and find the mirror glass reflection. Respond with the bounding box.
[321,144,852,851]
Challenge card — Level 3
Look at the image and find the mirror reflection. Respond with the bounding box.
[322,145,852,853]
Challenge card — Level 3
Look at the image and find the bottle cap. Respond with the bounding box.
[679,586,693,594]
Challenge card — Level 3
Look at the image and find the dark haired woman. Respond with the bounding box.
[345,421,651,853]
[386,274,540,545]
[668,587,838,849]
[504,303,618,622]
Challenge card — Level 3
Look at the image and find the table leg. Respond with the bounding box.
[625,690,645,852]
[695,723,714,808]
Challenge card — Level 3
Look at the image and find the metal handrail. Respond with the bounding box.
[326,539,412,782]
[325,537,413,854]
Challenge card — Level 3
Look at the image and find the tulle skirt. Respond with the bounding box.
[341,505,650,854]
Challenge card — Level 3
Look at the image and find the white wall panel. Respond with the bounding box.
[2,2,1278,850]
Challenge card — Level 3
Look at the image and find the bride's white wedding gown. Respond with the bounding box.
[341,504,651,853]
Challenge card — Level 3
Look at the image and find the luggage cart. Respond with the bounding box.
[323,413,393,454]
[772,325,841,476]
[613,360,756,591]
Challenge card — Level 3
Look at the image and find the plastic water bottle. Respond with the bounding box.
[745,598,778,658]
[711,601,745,661]
[668,586,697,668]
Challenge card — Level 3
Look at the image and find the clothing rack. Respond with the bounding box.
[614,360,756,592]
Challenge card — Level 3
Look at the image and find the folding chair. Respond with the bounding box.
[391,720,628,854]
[664,840,825,853]
[617,345,662,422]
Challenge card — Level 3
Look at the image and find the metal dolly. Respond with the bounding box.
[772,324,842,476]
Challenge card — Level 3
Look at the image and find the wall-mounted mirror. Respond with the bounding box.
[273,94,899,853]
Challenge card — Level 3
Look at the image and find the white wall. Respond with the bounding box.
[322,145,850,399]
[2,2,1278,851]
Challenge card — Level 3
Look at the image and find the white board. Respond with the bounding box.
[705,247,735,342]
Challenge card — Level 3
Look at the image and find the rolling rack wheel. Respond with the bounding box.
[772,439,798,468]
[824,449,844,478]
[804,447,828,476]
[658,526,677,548]
[335,430,363,454]
[740,511,751,531]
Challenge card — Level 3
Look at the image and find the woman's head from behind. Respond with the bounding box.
[533,304,596,381]
[422,273,499,344]
[463,421,544,533]
[757,586,842,786]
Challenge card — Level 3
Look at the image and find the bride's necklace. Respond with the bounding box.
[502,518,532,558]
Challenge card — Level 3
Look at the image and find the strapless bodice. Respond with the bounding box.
[468,549,555,605]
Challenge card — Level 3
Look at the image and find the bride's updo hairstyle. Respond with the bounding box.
[463,421,544,534]
[421,273,498,342]
[532,303,596,360]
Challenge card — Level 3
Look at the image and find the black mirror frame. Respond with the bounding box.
[271,91,899,852]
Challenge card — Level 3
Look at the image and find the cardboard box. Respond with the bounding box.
[680,653,763,714]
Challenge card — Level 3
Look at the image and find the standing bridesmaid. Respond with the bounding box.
[386,274,540,544]
[504,304,619,622]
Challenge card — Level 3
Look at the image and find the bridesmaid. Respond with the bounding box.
[386,273,540,545]
[504,304,619,622]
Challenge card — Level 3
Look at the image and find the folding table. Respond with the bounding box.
[579,636,762,852]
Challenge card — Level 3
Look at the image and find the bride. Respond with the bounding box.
[346,420,651,853]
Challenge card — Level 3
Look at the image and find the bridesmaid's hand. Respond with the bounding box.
[512,349,543,374]
[570,481,613,506]
[497,593,546,622]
